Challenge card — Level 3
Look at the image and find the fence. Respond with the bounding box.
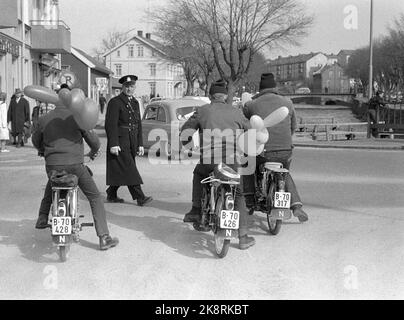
[296,117,368,141]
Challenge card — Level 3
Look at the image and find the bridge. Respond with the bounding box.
[283,93,356,104]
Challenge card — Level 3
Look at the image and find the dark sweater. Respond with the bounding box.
[32,106,100,165]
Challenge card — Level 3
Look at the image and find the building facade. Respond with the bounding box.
[313,62,351,94]
[0,0,70,109]
[61,47,113,103]
[267,52,329,90]
[103,30,186,100]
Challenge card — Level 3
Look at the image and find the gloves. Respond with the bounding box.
[138,146,144,156]
[110,146,121,155]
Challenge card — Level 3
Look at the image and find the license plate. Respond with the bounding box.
[220,210,239,229]
[51,217,72,235]
[274,192,291,208]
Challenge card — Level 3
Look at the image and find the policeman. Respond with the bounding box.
[104,75,152,206]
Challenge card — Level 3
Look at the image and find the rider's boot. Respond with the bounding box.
[35,214,50,229]
[292,204,309,222]
[99,234,119,250]
[183,206,201,223]
[239,235,256,250]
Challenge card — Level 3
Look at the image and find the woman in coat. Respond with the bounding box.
[104,75,152,206]
[0,92,10,152]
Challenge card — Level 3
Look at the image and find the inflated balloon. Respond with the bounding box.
[250,115,265,130]
[238,130,264,157]
[256,128,269,144]
[69,88,86,115]
[263,106,289,128]
[58,88,72,108]
[24,85,59,105]
[73,98,99,130]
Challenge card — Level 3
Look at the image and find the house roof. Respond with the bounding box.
[102,34,167,58]
[71,47,113,75]
[268,52,324,65]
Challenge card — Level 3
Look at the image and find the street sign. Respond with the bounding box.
[95,77,108,91]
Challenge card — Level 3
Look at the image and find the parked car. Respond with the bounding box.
[142,97,210,159]
[295,87,311,94]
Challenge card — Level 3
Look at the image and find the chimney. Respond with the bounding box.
[137,30,143,37]
[146,33,151,39]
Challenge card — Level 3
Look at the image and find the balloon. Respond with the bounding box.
[24,85,59,104]
[250,115,264,130]
[238,130,264,157]
[263,106,289,128]
[58,88,72,108]
[73,98,99,130]
[256,128,269,144]
[69,88,86,116]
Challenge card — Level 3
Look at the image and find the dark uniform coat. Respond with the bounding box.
[105,93,143,186]
[7,96,30,135]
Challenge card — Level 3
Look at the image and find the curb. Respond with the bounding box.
[293,143,404,150]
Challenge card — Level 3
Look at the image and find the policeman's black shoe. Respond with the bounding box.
[239,235,256,250]
[106,196,124,203]
[99,234,119,250]
[183,206,201,223]
[35,215,50,229]
[292,205,309,223]
[137,196,153,207]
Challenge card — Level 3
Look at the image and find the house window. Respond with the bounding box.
[115,64,122,76]
[128,45,134,58]
[299,63,304,73]
[329,70,334,78]
[152,50,156,57]
[149,82,156,97]
[61,65,71,71]
[137,45,144,57]
[117,50,120,58]
[276,66,281,76]
[150,63,156,76]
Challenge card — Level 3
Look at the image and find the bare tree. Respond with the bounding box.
[154,0,313,102]
[92,28,128,62]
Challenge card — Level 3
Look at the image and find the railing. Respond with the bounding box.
[367,103,404,138]
[30,20,70,30]
[296,117,368,141]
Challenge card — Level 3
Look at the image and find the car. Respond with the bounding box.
[141,97,210,159]
[295,87,311,94]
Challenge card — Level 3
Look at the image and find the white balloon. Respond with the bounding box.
[263,106,289,128]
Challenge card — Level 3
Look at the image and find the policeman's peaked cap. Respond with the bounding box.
[119,75,138,85]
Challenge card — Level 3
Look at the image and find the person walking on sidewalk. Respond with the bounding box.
[0,92,10,153]
[7,88,30,148]
[242,73,308,222]
[104,75,152,206]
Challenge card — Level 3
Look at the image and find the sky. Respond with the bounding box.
[59,0,404,59]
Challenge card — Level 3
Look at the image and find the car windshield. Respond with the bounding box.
[176,106,198,120]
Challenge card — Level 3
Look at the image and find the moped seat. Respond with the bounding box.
[264,162,282,170]
[214,163,240,183]
[49,170,79,188]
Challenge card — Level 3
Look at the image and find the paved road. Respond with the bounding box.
[0,138,403,300]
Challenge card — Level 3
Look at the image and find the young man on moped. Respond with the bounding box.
[180,80,256,250]
[32,85,119,251]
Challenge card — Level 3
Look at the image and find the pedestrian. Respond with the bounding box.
[104,75,152,206]
[242,73,308,222]
[7,88,30,148]
[180,80,256,250]
[99,94,106,114]
[32,86,119,251]
[31,100,42,132]
[0,92,10,153]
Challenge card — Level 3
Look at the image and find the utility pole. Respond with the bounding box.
[368,0,374,98]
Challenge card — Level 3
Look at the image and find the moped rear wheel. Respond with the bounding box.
[58,246,69,262]
[266,181,282,235]
[213,187,230,258]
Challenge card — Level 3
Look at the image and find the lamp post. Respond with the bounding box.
[368,0,374,98]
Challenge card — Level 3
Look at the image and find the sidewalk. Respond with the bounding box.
[293,135,404,150]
